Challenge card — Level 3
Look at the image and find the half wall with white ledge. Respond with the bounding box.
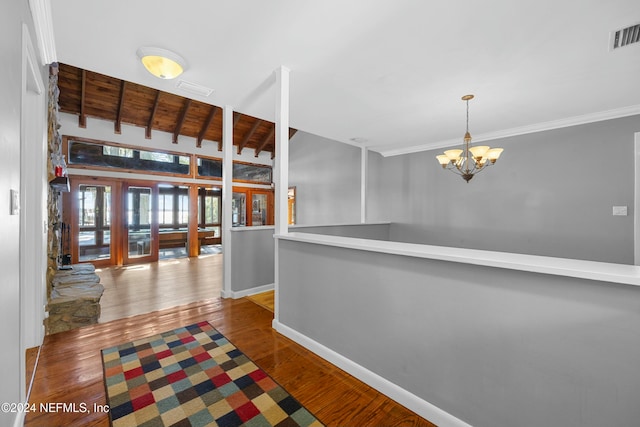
[273,231,640,427]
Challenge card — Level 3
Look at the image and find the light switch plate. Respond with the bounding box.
[10,189,19,215]
[612,206,628,216]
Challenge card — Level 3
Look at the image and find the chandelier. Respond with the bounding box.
[436,95,503,182]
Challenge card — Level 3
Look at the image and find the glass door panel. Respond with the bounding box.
[78,184,112,262]
[198,187,222,250]
[252,193,268,226]
[126,186,153,260]
[158,184,190,259]
[232,192,246,227]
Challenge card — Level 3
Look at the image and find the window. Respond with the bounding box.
[233,161,272,184]
[198,187,221,239]
[103,146,133,158]
[158,185,189,230]
[69,140,190,175]
[197,157,222,179]
[159,193,174,225]
[198,188,221,227]
[66,138,273,184]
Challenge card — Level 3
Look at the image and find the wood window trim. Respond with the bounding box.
[63,135,200,180]
[232,186,274,226]
[63,135,273,185]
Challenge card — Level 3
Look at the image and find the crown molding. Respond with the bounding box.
[375,104,640,157]
[28,0,57,65]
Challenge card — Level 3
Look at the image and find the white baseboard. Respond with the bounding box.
[225,283,274,299]
[272,320,473,427]
[12,406,26,427]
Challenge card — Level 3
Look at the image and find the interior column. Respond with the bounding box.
[221,105,234,297]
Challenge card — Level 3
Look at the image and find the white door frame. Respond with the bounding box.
[20,23,46,401]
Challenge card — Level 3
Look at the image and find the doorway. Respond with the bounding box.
[71,179,119,267]
[123,183,158,264]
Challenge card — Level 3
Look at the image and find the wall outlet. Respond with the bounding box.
[612,206,628,216]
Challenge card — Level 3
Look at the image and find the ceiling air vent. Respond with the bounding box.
[176,80,214,97]
[611,23,640,50]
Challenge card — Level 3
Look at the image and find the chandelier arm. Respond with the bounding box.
[469,162,493,175]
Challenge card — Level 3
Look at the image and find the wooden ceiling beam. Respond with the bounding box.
[173,99,192,144]
[58,65,277,156]
[114,81,127,134]
[146,91,161,139]
[79,69,87,128]
[197,106,218,148]
[256,127,295,157]
[254,125,275,157]
[237,119,262,155]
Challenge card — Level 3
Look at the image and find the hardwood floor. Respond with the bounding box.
[27,256,434,426]
[97,254,222,323]
[245,289,275,312]
[26,298,435,427]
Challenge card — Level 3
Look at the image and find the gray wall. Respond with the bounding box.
[289,131,362,225]
[368,116,640,264]
[229,224,390,294]
[230,228,275,292]
[0,1,44,423]
[292,223,390,240]
[278,238,640,427]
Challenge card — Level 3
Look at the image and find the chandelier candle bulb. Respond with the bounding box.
[435,94,504,182]
[444,149,463,160]
[469,145,490,159]
[486,148,504,163]
[436,155,451,167]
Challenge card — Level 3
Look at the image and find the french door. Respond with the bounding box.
[68,178,159,266]
[70,179,119,267]
[67,177,227,266]
[123,182,159,264]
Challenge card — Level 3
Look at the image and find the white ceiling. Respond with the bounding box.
[48,0,640,156]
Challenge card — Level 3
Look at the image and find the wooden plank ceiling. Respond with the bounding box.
[56,63,296,158]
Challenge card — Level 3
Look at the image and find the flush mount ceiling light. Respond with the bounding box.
[136,47,186,79]
[435,95,504,183]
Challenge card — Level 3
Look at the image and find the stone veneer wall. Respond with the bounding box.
[44,63,105,334]
[45,264,104,334]
[46,63,62,297]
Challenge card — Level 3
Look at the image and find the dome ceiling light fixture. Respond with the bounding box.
[435,94,504,183]
[136,47,187,80]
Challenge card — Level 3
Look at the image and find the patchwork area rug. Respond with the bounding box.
[102,321,323,427]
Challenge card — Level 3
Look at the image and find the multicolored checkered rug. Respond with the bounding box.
[102,321,323,427]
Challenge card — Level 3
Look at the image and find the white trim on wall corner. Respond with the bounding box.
[28,0,57,64]
[634,132,640,266]
[376,104,640,157]
[12,406,26,427]
[272,320,473,427]
[226,283,274,299]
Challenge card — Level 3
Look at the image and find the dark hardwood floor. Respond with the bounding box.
[26,297,435,427]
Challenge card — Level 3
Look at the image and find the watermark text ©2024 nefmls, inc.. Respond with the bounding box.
[1,401,110,414]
